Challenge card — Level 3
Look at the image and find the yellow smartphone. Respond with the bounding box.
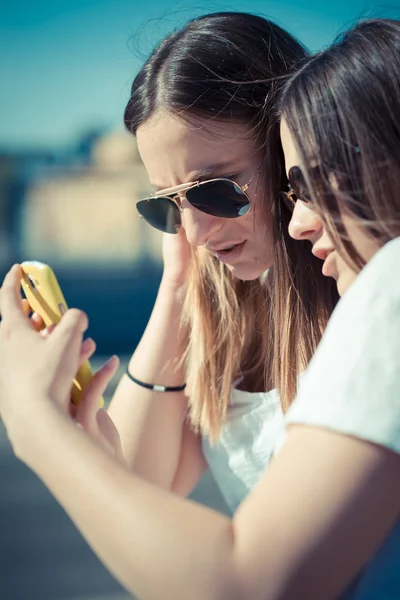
[20,261,103,407]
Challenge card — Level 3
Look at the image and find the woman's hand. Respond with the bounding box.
[25,308,123,457]
[17,275,124,460]
[162,228,192,288]
[3,264,124,461]
[0,265,86,421]
[0,265,119,455]
[74,357,125,463]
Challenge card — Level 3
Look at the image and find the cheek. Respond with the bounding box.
[252,194,273,237]
[239,207,272,243]
[336,254,358,292]
[244,208,274,260]
[357,237,381,264]
[342,215,380,264]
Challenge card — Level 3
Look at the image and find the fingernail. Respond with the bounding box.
[42,323,55,337]
[104,355,118,368]
[82,337,95,352]
[69,309,88,331]
[7,264,19,279]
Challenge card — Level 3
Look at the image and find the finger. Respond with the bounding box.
[75,387,100,435]
[41,324,91,344]
[0,265,26,328]
[40,323,56,338]
[22,299,43,332]
[69,401,77,419]
[49,308,88,359]
[79,338,96,365]
[22,300,42,332]
[75,355,118,430]
[31,312,45,332]
[22,299,31,316]
[96,409,125,461]
[45,309,89,397]
[82,355,119,406]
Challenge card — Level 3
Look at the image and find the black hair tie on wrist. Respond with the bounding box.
[125,368,186,392]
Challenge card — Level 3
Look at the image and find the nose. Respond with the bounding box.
[182,206,223,246]
[288,200,323,242]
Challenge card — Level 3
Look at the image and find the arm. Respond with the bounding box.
[3,259,400,600]
[108,230,207,494]
[108,274,206,493]
[10,408,400,600]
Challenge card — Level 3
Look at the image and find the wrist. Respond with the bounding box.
[160,270,188,296]
[125,367,186,392]
[8,399,66,465]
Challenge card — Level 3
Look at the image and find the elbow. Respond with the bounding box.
[210,525,248,600]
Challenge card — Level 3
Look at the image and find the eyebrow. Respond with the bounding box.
[150,162,240,191]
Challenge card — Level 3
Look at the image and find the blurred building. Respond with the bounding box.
[0,129,165,355]
[19,129,163,266]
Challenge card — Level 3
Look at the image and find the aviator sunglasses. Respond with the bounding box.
[136,168,261,234]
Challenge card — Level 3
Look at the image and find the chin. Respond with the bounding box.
[336,270,358,297]
[229,262,270,281]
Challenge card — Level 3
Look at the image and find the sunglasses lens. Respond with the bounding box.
[136,198,181,234]
[186,180,250,218]
[289,166,312,203]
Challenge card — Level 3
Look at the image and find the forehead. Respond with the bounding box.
[136,109,257,187]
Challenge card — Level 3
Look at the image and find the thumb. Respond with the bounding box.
[0,265,26,331]
[47,309,89,398]
[50,308,88,355]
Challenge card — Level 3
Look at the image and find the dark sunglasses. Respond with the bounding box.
[281,165,314,211]
[282,145,362,211]
[136,169,260,234]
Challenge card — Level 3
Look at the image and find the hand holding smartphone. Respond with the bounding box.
[20,261,103,407]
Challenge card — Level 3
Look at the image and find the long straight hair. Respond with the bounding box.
[280,19,400,268]
[125,12,338,440]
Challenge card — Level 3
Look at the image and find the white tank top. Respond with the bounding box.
[202,386,285,514]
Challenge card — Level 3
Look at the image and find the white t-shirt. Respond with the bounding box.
[286,236,400,450]
[283,236,400,599]
[204,237,400,598]
[202,387,284,513]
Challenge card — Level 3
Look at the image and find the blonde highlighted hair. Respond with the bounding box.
[181,152,337,442]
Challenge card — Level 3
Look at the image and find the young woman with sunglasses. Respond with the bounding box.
[23,13,337,514]
[103,11,337,512]
[277,17,400,597]
[1,15,400,600]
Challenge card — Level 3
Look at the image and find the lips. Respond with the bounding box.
[213,241,246,264]
[208,241,245,253]
[322,252,338,278]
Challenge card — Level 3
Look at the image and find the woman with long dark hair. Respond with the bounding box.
[278,18,400,597]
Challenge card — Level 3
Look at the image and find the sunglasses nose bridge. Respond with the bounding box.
[173,192,185,212]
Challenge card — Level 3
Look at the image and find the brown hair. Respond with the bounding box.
[280,18,400,271]
[125,12,338,440]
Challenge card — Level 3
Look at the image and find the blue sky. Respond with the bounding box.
[0,0,394,149]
